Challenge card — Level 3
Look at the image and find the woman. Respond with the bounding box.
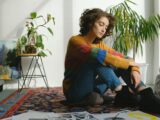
[63,8,160,114]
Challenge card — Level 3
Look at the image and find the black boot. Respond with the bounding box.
[139,87,160,113]
[0,85,3,92]
[114,86,140,107]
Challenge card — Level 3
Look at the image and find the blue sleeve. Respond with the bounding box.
[90,48,107,65]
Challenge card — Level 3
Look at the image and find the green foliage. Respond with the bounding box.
[17,12,55,56]
[0,66,9,75]
[108,0,160,59]
[5,49,20,67]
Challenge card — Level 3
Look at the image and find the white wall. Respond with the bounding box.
[0,0,158,88]
[0,0,64,88]
[153,0,160,84]
[144,0,155,84]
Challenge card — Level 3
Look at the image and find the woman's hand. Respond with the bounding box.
[131,71,141,88]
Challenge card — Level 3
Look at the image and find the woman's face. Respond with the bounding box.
[91,16,109,39]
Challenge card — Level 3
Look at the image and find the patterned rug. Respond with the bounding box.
[15,87,121,114]
[1,87,158,119]
[0,89,32,119]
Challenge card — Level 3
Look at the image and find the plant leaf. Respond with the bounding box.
[52,17,55,25]
[21,36,27,45]
[47,14,52,22]
[125,0,136,5]
[30,22,34,27]
[36,35,44,49]
[38,51,47,57]
[47,27,53,36]
[30,12,37,19]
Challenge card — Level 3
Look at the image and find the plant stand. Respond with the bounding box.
[18,54,49,91]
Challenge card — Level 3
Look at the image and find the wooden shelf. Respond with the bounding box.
[17,53,37,57]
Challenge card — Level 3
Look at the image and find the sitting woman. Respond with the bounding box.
[63,8,160,114]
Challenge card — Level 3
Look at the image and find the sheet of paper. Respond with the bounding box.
[4,111,97,120]
[95,110,160,120]
[3,110,160,120]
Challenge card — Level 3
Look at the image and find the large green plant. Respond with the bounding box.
[108,0,160,59]
[17,12,55,57]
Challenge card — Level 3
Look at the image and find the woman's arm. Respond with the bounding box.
[69,36,131,69]
[99,41,140,73]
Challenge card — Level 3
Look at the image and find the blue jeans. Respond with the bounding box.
[65,61,145,103]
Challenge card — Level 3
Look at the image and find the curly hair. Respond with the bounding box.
[79,8,115,39]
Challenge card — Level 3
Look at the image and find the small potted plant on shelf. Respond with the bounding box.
[0,65,10,80]
[16,12,55,57]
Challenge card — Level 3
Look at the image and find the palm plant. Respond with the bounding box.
[108,0,160,59]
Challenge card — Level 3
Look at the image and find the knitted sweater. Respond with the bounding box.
[63,35,139,93]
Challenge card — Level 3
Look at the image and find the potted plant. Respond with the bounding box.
[0,65,10,80]
[16,12,55,57]
[108,0,160,59]
[107,0,160,83]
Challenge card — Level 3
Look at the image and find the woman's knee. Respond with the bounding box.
[96,66,121,89]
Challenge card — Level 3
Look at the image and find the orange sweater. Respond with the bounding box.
[63,35,139,93]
